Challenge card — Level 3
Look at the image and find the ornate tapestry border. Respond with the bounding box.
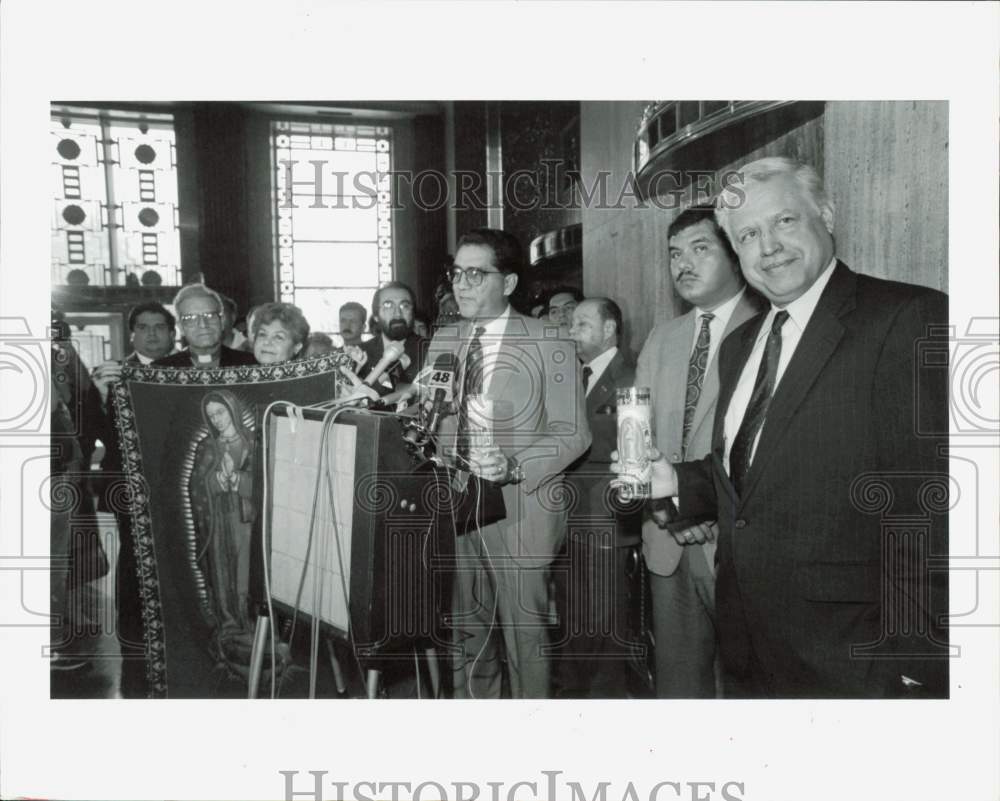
[111,353,352,696]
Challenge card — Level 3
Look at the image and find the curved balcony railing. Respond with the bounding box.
[633,101,824,201]
[529,223,582,267]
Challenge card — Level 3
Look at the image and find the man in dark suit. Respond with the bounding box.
[631,157,949,698]
[425,228,591,698]
[636,206,765,698]
[89,302,178,468]
[123,302,177,365]
[554,297,641,697]
[355,281,426,394]
[86,303,177,692]
[154,284,257,369]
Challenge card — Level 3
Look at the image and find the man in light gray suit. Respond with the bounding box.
[425,228,591,699]
[636,205,764,697]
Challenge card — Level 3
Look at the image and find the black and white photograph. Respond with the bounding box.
[1,2,998,801]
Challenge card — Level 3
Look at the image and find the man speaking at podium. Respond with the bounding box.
[425,228,591,698]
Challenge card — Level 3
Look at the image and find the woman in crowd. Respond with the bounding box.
[251,302,309,364]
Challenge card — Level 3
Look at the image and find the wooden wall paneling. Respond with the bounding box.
[581,101,826,352]
[823,101,948,291]
[581,101,677,355]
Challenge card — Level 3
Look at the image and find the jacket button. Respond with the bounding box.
[671,453,680,462]
[734,518,747,529]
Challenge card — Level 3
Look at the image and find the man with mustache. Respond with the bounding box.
[355,281,426,393]
[338,301,368,348]
[636,205,764,697]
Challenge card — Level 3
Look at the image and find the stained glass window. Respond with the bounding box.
[51,106,182,287]
[272,120,393,335]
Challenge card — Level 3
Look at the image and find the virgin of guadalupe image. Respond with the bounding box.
[189,389,257,671]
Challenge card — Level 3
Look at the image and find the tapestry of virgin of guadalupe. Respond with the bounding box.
[111,354,351,698]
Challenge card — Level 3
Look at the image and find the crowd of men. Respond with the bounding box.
[53,157,949,699]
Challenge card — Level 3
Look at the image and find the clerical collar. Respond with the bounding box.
[191,350,219,366]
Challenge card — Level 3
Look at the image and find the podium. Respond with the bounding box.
[251,405,457,696]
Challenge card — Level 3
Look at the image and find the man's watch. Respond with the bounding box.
[506,456,525,485]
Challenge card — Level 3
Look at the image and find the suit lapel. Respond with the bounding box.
[711,313,764,505]
[586,350,624,415]
[687,292,762,447]
[739,262,855,501]
[661,311,695,418]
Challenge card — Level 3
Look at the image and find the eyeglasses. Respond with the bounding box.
[448,266,503,287]
[179,311,222,327]
[380,300,414,314]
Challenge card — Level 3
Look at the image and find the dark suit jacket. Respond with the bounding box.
[153,346,257,368]
[675,262,949,697]
[565,349,639,545]
[356,332,426,392]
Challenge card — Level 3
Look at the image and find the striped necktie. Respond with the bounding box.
[681,312,714,454]
[729,310,790,496]
[457,326,486,459]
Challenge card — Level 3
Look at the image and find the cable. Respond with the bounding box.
[322,409,368,689]
[467,475,499,700]
[260,399,301,699]
[261,401,347,698]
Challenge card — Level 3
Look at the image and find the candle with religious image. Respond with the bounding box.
[616,386,653,500]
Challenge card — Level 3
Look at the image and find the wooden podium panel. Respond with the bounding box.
[262,407,454,659]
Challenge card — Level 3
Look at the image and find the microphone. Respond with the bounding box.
[423,352,458,438]
[363,340,406,387]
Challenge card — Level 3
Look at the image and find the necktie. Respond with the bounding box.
[728,310,790,496]
[463,326,486,398]
[458,326,486,460]
[582,365,593,391]
[681,312,714,454]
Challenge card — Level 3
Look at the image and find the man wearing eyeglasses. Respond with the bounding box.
[426,228,591,699]
[154,284,257,369]
[355,280,427,393]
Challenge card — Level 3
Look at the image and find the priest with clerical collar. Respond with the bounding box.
[154,283,257,369]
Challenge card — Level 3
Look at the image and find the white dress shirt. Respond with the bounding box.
[462,304,512,397]
[722,258,838,472]
[584,345,618,396]
[691,287,747,366]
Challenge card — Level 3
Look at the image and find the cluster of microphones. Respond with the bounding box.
[401,352,458,459]
[334,343,460,463]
